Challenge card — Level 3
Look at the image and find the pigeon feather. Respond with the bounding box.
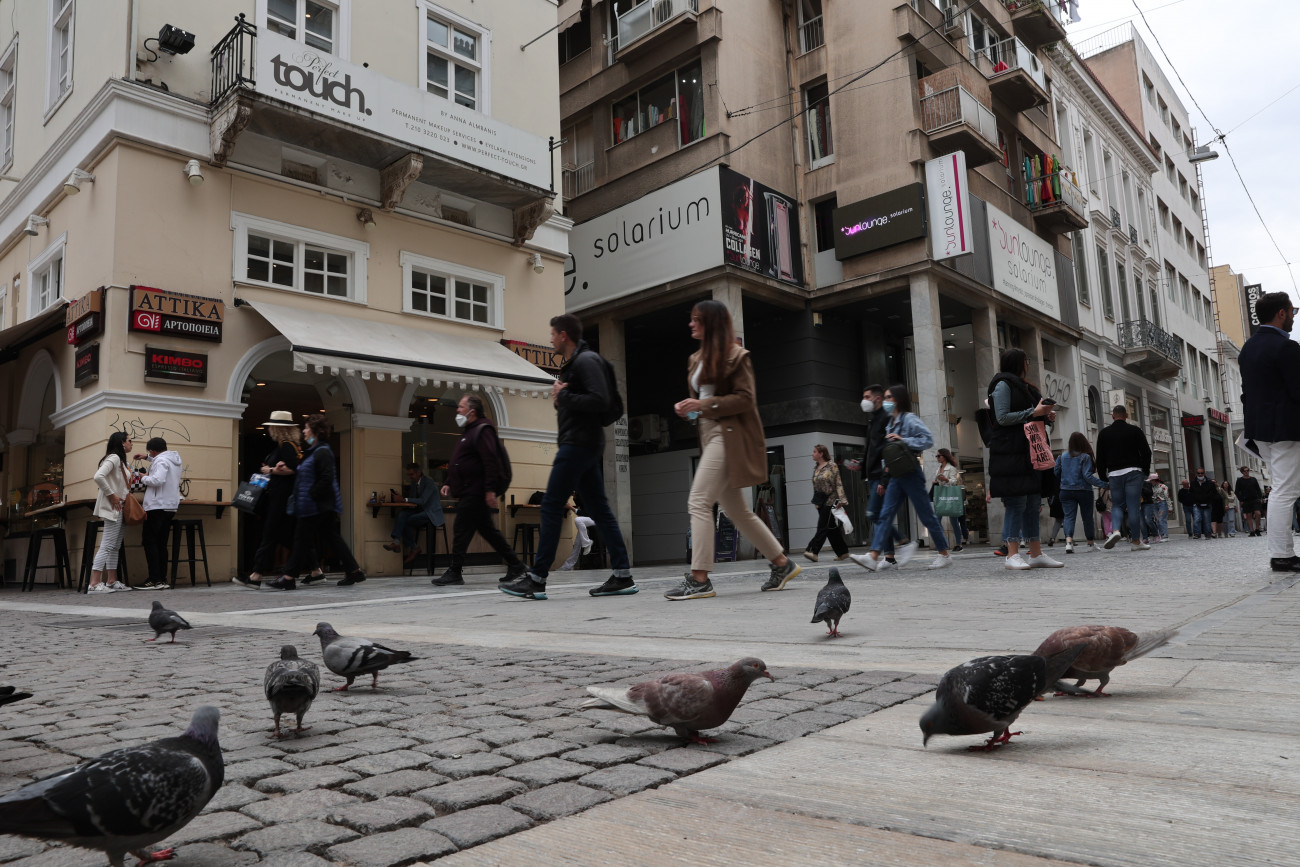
[1034,625,1178,695]
[811,568,851,637]
[264,645,320,738]
[313,622,415,690]
[147,601,191,643]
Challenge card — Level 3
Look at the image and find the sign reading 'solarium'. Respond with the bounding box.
[984,203,1060,320]
[129,286,224,343]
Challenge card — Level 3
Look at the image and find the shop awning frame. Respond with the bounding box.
[0,303,68,367]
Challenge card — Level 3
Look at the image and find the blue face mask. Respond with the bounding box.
[882,400,896,413]
[305,435,316,446]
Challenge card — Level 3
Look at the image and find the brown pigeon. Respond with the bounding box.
[580,658,774,744]
[1033,625,1178,696]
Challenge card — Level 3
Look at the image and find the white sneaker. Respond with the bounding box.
[894,541,919,567]
[1132,541,1151,551]
[877,558,898,571]
[107,581,131,591]
[88,584,115,593]
[1103,531,1122,550]
[1027,553,1064,568]
[928,554,951,569]
[1005,553,1031,570]
[849,552,880,572]
[1064,539,1074,554]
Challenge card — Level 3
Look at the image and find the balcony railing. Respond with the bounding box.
[613,0,698,53]
[210,14,256,105]
[799,15,824,53]
[1118,318,1182,365]
[919,85,998,146]
[977,35,1048,93]
[1129,224,1139,244]
[998,0,1070,30]
[562,162,595,200]
[1025,168,1085,214]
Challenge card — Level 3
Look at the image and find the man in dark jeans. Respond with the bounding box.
[1095,405,1152,551]
[858,385,909,565]
[501,313,636,601]
[437,394,527,586]
[1188,467,1218,540]
[1235,466,1264,537]
[133,437,182,590]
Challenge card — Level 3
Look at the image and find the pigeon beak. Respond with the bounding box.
[761,669,774,681]
[922,733,931,747]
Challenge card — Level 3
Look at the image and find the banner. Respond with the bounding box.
[719,167,803,285]
[833,184,927,260]
[925,152,973,261]
[1244,283,1263,337]
[985,203,1060,319]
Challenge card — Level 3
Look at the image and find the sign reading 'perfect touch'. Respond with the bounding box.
[129,286,224,342]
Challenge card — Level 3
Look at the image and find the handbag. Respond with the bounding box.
[232,473,270,515]
[831,505,853,535]
[882,440,918,478]
[1096,495,1109,513]
[122,493,145,525]
[932,484,964,517]
[811,491,829,508]
[1023,420,1055,471]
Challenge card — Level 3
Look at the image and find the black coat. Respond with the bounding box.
[986,373,1042,498]
[1189,476,1218,507]
[1094,419,1152,479]
[1239,325,1300,443]
[862,410,890,481]
[555,340,612,452]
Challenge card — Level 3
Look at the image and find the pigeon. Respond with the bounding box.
[1033,625,1179,697]
[264,645,320,739]
[811,568,851,637]
[0,705,224,867]
[580,657,774,745]
[0,685,33,708]
[146,601,191,643]
[312,622,415,691]
[920,644,1086,750]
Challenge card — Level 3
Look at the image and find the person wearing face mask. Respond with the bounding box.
[858,385,908,567]
[1188,467,1218,540]
[438,393,528,586]
[1239,290,1300,572]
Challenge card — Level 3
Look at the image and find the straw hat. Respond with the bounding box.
[264,410,297,426]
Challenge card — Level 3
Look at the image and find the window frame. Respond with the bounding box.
[1071,232,1089,307]
[804,79,834,167]
[1096,245,1114,320]
[27,231,67,318]
[231,212,369,304]
[421,2,490,115]
[0,37,16,170]
[257,0,352,58]
[45,0,74,118]
[399,251,503,331]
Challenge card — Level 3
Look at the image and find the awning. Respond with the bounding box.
[558,0,585,31]
[0,303,68,366]
[245,299,556,397]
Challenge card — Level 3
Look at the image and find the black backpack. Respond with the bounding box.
[467,423,513,496]
[593,352,625,427]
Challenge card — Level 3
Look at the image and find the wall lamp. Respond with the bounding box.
[357,208,377,231]
[183,159,204,186]
[62,168,95,195]
[529,251,544,274]
[23,215,48,236]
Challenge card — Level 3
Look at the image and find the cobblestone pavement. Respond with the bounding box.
[0,617,934,866]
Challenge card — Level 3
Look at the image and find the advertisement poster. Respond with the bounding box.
[144,347,209,386]
[719,167,803,286]
[832,183,927,261]
[984,203,1060,320]
[925,152,973,261]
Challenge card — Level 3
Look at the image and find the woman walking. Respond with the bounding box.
[666,300,801,600]
[803,444,850,562]
[1054,432,1107,553]
[235,412,305,588]
[1210,478,1227,538]
[933,449,968,552]
[89,432,133,593]
[267,415,365,590]
[1151,475,1170,541]
[849,384,953,571]
[1219,480,1237,537]
[986,348,1062,570]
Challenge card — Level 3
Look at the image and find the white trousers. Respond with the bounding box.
[1258,439,1300,559]
[92,516,124,571]
[560,516,595,570]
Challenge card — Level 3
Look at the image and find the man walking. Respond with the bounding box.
[1238,290,1300,572]
[1095,405,1152,551]
[1188,467,1217,540]
[436,394,527,586]
[1235,466,1264,537]
[501,314,637,600]
[1176,479,1194,536]
[385,462,444,566]
[858,385,912,566]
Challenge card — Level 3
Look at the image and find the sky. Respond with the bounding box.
[1066,0,1300,308]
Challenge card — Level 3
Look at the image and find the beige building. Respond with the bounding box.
[0,1,572,584]
[1209,263,1252,350]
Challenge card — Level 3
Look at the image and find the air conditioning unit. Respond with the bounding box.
[628,413,666,444]
[943,6,967,37]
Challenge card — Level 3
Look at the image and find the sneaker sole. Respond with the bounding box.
[1103,536,1120,549]
[665,590,715,600]
[500,587,548,600]
[590,587,639,596]
[762,563,802,591]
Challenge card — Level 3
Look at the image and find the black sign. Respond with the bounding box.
[833,183,927,260]
[144,347,208,386]
[719,167,804,286]
[74,344,99,388]
[1180,413,1205,428]
[129,286,225,343]
[1244,283,1263,337]
[67,311,103,346]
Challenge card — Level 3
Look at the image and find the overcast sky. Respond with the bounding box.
[1067,0,1300,309]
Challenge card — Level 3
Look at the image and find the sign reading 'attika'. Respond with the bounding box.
[129,286,224,342]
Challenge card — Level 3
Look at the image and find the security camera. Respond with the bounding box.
[23,215,48,236]
[529,252,545,274]
[183,159,204,186]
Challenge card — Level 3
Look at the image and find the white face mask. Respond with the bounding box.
[860,399,873,413]
[455,413,468,428]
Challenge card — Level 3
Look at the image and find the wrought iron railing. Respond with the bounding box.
[1118,318,1182,364]
[800,15,824,53]
[1025,168,1086,215]
[1129,224,1139,244]
[1110,205,1122,227]
[612,0,697,52]
[211,14,256,105]
[919,85,998,146]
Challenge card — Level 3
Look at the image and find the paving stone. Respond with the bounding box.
[475,725,544,747]
[281,744,370,768]
[159,810,262,846]
[232,819,359,856]
[254,766,361,793]
[419,804,534,849]
[414,776,527,812]
[499,757,590,786]
[577,764,676,795]
[240,788,360,824]
[782,688,843,704]
[342,735,421,755]
[560,743,648,767]
[341,749,431,776]
[613,733,682,754]
[496,738,575,761]
[326,828,457,867]
[0,835,45,861]
[741,715,830,741]
[636,748,729,773]
[743,697,816,715]
[330,796,435,834]
[254,854,336,867]
[691,733,776,756]
[503,782,613,821]
[152,842,258,866]
[395,723,477,742]
[427,752,514,779]
[343,769,452,798]
[224,757,297,785]
[415,737,491,758]
[4,845,103,867]
[548,727,620,747]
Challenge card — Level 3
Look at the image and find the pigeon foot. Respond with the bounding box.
[331,684,352,692]
[144,638,157,642]
[970,729,1022,751]
[132,848,176,863]
[685,734,720,745]
[294,724,313,736]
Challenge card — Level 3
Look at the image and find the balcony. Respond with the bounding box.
[613,0,699,60]
[562,161,594,200]
[1118,318,1183,380]
[1026,167,1087,233]
[999,0,1069,49]
[975,35,1049,112]
[1128,224,1139,245]
[917,71,1002,166]
[799,15,824,54]
[1110,206,1122,228]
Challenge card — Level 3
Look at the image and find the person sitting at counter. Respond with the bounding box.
[383,462,444,564]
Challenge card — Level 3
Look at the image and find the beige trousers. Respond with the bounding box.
[689,419,785,572]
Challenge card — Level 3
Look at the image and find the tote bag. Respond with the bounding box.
[932,484,964,517]
[122,493,146,525]
[1023,420,1055,471]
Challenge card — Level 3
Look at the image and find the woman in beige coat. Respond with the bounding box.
[89,431,133,593]
[667,300,800,600]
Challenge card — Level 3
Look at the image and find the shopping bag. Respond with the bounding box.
[831,505,853,535]
[122,493,146,525]
[931,484,964,517]
[231,473,270,515]
[1023,420,1055,470]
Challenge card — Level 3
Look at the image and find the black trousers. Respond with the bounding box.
[451,493,522,570]
[806,503,848,557]
[142,509,175,584]
[252,494,296,574]
[281,512,359,576]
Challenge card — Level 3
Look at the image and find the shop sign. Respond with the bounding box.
[1152,426,1172,444]
[1207,407,1229,424]
[129,286,224,342]
[1244,283,1263,337]
[67,311,103,345]
[74,344,99,387]
[144,347,208,386]
[925,152,973,261]
[501,340,563,373]
[65,287,102,326]
[832,183,927,260]
[985,203,1060,320]
[1180,413,1204,428]
[1041,370,1072,407]
[720,167,803,285]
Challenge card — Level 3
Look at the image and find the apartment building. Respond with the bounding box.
[558,0,1084,561]
[0,1,568,582]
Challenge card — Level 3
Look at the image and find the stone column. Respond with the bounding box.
[595,316,633,564]
[972,304,1003,545]
[712,281,745,341]
[909,273,950,455]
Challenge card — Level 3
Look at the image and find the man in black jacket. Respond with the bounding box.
[1239,290,1300,571]
[857,385,908,563]
[1095,405,1152,551]
[1234,466,1264,536]
[1188,467,1218,539]
[501,313,636,600]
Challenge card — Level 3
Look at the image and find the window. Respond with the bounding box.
[804,80,833,165]
[425,5,485,111]
[27,232,66,317]
[1116,259,1131,321]
[611,59,703,146]
[232,213,369,302]
[558,7,591,65]
[1134,270,1145,321]
[1203,296,1213,329]
[1158,96,1168,124]
[1158,198,1170,231]
[1149,277,1161,328]
[1197,243,1207,269]
[1096,245,1114,319]
[1164,156,1175,184]
[1148,133,1161,158]
[1191,190,1200,215]
[1165,262,1176,301]
[1143,75,1155,106]
[1171,117,1181,141]
[1103,151,1118,215]
[798,0,824,54]
[1137,189,1150,242]
[1178,173,1189,201]
[1083,129,1099,194]
[1071,233,1089,306]
[560,118,594,200]
[266,0,341,53]
[0,39,15,169]
[1200,354,1211,398]
[1185,229,1195,255]
[1054,103,1073,164]
[0,283,6,331]
[1171,215,1182,240]
[813,197,837,253]
[400,252,503,329]
[48,0,74,110]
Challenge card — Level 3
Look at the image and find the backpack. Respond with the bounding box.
[468,423,513,496]
[595,353,625,427]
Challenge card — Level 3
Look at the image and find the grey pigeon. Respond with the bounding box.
[264,645,320,739]
[920,644,1086,750]
[0,685,33,707]
[1033,624,1179,696]
[580,657,774,745]
[146,601,191,643]
[811,568,851,637]
[313,622,415,691]
[0,705,223,867]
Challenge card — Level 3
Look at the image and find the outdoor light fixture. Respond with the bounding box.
[1187,146,1219,164]
[357,208,377,231]
[183,159,204,186]
[62,169,94,195]
[23,215,48,236]
[157,24,196,55]
[944,340,957,350]
[529,252,544,274]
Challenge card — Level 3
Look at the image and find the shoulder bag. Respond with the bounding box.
[122,492,146,525]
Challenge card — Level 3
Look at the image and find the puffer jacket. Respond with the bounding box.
[294,442,342,517]
[140,450,183,511]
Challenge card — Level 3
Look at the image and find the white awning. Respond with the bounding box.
[558,0,584,30]
[245,299,555,397]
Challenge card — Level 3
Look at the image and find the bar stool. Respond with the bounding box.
[168,519,211,587]
[405,523,449,576]
[78,519,131,593]
[22,527,72,592]
[512,522,540,566]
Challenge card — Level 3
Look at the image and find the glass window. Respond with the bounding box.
[1116,259,1131,321]
[401,251,503,328]
[234,213,368,301]
[805,80,833,164]
[1071,233,1089,306]
[426,8,482,110]
[558,7,591,65]
[267,0,340,54]
[814,197,838,253]
[611,59,703,147]
[1165,263,1176,301]
[49,0,74,107]
[0,38,15,168]
[1134,270,1146,321]
[1096,246,1114,319]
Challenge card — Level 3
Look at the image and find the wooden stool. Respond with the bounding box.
[22,527,72,591]
[405,523,449,576]
[78,520,131,593]
[168,519,211,587]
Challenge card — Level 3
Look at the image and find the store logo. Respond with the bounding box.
[134,311,162,332]
[271,53,372,116]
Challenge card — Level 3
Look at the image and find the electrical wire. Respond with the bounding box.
[1220,79,1300,139]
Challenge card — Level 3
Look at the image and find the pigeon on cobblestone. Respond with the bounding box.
[313,622,415,691]
[0,705,224,867]
[146,601,191,643]
[1034,625,1179,696]
[581,657,774,745]
[264,645,320,738]
[0,685,33,707]
[920,644,1086,750]
[811,568,851,637]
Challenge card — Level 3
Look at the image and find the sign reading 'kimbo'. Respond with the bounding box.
[129,286,224,342]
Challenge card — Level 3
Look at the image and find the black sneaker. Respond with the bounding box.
[337,571,366,587]
[500,574,547,600]
[500,562,528,584]
[301,572,327,585]
[265,577,296,591]
[760,559,801,591]
[232,575,260,589]
[431,570,464,586]
[993,545,1008,557]
[951,544,964,553]
[664,575,715,600]
[589,575,638,597]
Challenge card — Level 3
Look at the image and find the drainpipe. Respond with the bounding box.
[780,1,813,300]
[126,0,139,82]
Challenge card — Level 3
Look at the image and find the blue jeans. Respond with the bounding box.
[1001,493,1042,543]
[1157,502,1169,538]
[1142,503,1159,540]
[871,468,948,552]
[866,477,903,555]
[1060,488,1095,540]
[1108,472,1145,542]
[948,514,967,545]
[1192,504,1213,537]
[393,509,434,548]
[532,443,630,581]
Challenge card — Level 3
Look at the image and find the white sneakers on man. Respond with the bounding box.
[894,541,919,567]
[1103,531,1122,549]
[1005,553,1032,570]
[1064,538,1074,554]
[1027,553,1065,568]
[928,554,951,569]
[849,552,880,572]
